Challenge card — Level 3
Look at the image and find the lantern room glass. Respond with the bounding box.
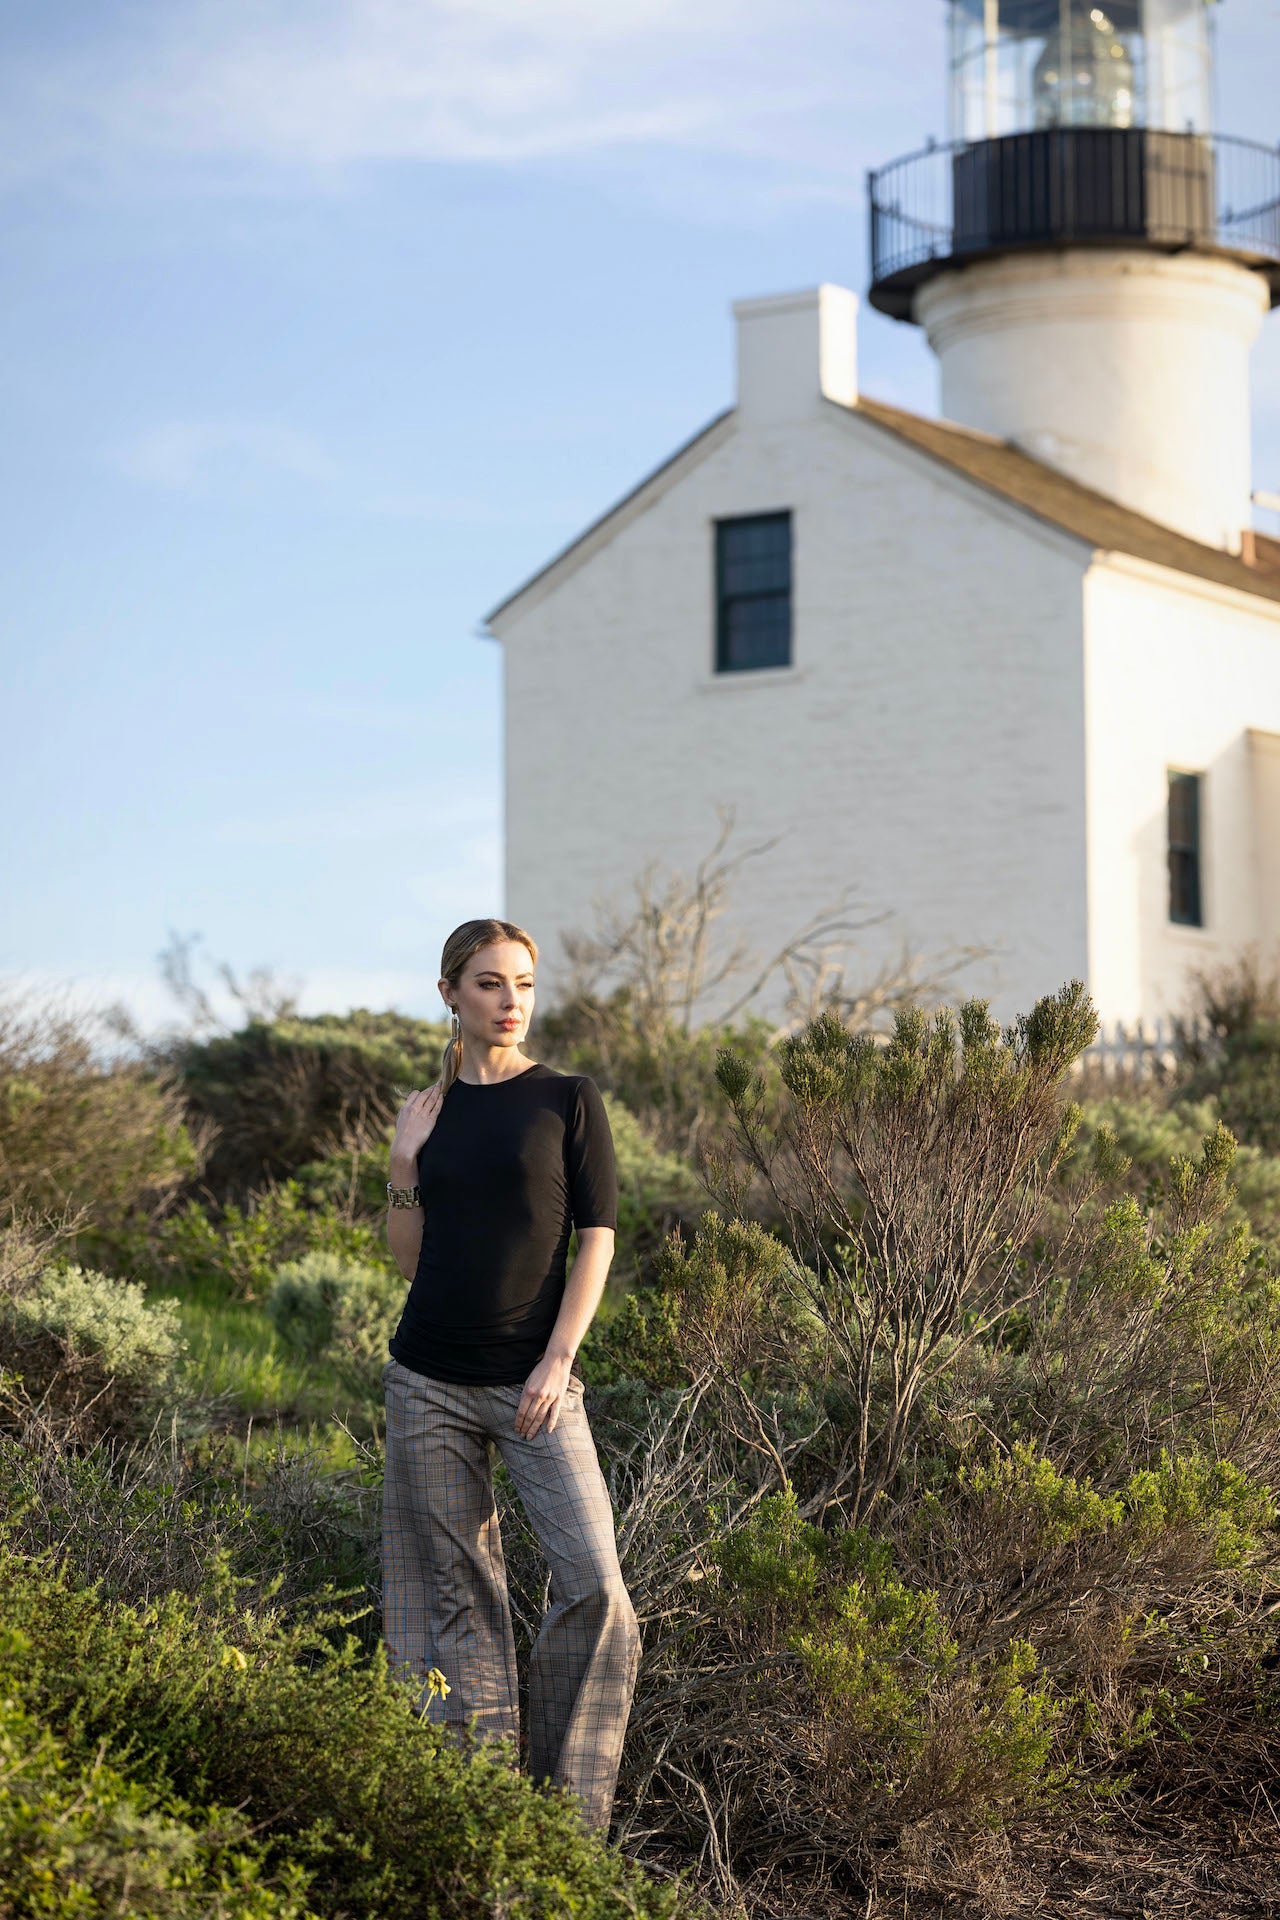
[946,0,1215,142]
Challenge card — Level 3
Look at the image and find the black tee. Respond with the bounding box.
[388,1060,618,1385]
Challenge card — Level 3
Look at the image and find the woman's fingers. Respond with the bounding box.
[515,1384,563,1439]
[397,1086,440,1119]
[390,1085,443,1160]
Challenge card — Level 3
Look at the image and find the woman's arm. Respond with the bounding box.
[513,1226,615,1439]
[386,1086,442,1282]
[386,1189,424,1282]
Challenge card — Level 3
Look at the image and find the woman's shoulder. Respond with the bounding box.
[528,1061,599,1087]
[528,1064,607,1108]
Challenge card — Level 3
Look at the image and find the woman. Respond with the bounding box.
[381,916,641,1836]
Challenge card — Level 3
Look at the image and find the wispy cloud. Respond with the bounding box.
[4,0,1276,218]
[0,0,940,205]
[112,417,341,491]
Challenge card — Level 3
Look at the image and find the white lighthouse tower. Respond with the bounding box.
[869,1,1280,553]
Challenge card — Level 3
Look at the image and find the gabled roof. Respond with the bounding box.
[483,392,1280,631]
[851,397,1280,607]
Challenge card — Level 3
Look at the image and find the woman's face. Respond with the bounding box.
[445,940,535,1045]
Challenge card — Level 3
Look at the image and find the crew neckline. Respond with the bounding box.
[453,1060,543,1090]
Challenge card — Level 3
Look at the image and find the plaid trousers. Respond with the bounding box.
[380,1356,641,1833]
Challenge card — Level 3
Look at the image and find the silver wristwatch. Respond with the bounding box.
[386,1181,422,1209]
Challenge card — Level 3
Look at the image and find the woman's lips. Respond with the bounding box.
[499,1020,520,1028]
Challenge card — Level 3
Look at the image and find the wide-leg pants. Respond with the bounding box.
[380,1355,641,1833]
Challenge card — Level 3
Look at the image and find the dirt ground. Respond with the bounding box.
[660,1812,1280,1920]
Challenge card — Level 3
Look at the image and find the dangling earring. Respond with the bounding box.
[450,1006,461,1050]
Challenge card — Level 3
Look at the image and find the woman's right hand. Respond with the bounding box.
[390,1084,443,1182]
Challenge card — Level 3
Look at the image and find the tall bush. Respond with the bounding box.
[0,991,199,1259]
[1006,1117,1280,1489]
[168,1010,448,1203]
[712,981,1101,1520]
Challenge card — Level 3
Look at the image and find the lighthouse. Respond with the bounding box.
[484,1,1280,1039]
[869,1,1280,553]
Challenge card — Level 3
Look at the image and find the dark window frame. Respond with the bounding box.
[1167,768,1204,928]
[714,510,793,674]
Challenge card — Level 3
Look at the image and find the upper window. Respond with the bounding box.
[715,512,792,673]
[1167,770,1203,927]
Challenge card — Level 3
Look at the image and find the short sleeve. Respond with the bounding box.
[566,1076,618,1230]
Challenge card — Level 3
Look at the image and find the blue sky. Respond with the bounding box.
[4,0,1279,1033]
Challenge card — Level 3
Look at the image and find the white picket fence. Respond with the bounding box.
[1073,1015,1203,1080]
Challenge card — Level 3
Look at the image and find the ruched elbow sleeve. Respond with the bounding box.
[567,1076,618,1230]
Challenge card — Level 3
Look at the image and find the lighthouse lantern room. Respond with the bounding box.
[946,0,1213,140]
[869,0,1280,553]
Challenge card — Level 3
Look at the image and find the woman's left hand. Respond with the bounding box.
[515,1351,573,1439]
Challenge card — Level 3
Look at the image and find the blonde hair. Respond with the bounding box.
[438,918,539,1096]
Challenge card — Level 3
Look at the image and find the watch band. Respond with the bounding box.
[386,1181,422,1209]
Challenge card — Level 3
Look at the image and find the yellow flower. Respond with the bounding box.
[221,1646,249,1670]
[426,1666,451,1700]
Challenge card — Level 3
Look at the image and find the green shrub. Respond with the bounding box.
[599,1094,709,1288]
[584,1285,685,1390]
[0,1421,378,1623]
[899,1435,1280,1776]
[0,1627,312,1919]
[982,1116,1280,1493]
[1189,1020,1280,1152]
[718,1493,957,1739]
[942,1438,1275,1574]
[713,982,1099,1523]
[0,991,199,1266]
[963,1439,1124,1546]
[0,1546,691,1920]
[266,1252,403,1393]
[709,1488,1073,1823]
[1166,950,1280,1153]
[168,1010,448,1204]
[596,1210,820,1393]
[1067,1093,1280,1247]
[534,991,783,1163]
[152,1184,388,1302]
[295,1140,392,1219]
[2,1264,185,1439]
[1120,1450,1276,1568]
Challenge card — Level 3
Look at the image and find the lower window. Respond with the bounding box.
[1167,769,1203,927]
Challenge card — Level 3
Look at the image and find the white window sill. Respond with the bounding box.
[696,665,806,692]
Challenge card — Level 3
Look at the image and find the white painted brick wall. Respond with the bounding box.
[1083,559,1280,1025]
[498,400,1094,1028]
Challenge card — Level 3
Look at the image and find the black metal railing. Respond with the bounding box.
[868,128,1280,318]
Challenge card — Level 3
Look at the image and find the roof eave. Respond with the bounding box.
[830,394,1280,608]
